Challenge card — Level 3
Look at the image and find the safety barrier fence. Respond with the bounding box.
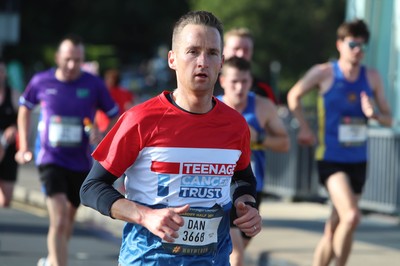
[360,128,400,214]
[263,112,400,215]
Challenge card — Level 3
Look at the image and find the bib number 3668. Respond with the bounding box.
[161,205,223,255]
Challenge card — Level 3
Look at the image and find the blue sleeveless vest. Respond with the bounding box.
[315,61,372,162]
[218,92,266,191]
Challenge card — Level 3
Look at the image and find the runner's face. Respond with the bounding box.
[168,24,223,93]
[55,40,84,81]
[224,36,253,61]
[337,36,366,65]
[220,67,252,106]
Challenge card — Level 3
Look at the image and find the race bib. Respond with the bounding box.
[48,116,83,147]
[162,205,223,255]
[338,117,367,146]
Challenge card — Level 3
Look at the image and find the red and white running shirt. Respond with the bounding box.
[93,91,251,208]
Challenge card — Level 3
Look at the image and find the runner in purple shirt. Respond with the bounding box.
[16,34,119,266]
[20,68,118,171]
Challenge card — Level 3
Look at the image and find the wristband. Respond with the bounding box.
[244,201,257,208]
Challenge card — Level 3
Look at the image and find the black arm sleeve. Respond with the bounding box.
[80,161,125,217]
[230,163,257,203]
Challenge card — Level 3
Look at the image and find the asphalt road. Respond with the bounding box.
[0,202,121,266]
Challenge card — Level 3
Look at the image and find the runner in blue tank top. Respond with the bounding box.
[218,57,289,266]
[287,19,392,266]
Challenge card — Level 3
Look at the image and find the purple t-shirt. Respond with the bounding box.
[20,68,119,171]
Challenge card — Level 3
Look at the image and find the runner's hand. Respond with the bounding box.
[360,91,376,118]
[297,126,316,146]
[15,150,33,164]
[141,204,190,242]
[233,201,262,237]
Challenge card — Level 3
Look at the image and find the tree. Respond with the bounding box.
[3,0,189,75]
[190,0,346,98]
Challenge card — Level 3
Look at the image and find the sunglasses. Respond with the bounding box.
[347,41,367,52]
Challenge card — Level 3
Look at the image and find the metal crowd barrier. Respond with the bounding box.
[263,108,323,201]
[360,128,400,214]
[263,128,322,201]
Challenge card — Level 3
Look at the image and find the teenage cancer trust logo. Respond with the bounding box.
[151,161,233,199]
[179,163,233,199]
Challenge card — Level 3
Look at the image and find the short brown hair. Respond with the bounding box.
[172,11,223,50]
[221,56,252,75]
[337,19,370,43]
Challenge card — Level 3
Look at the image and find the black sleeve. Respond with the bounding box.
[80,161,125,217]
[230,163,257,203]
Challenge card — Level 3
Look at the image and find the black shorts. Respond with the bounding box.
[317,161,367,194]
[38,164,88,208]
[0,144,18,182]
[230,192,262,240]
